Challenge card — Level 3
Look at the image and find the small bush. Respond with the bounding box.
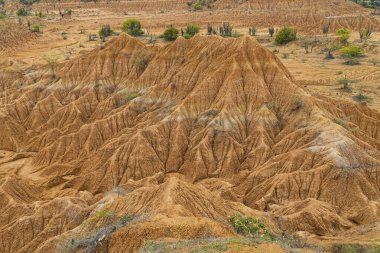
[229,214,274,240]
[163,26,179,41]
[336,28,351,44]
[343,59,360,65]
[0,13,6,19]
[64,8,72,15]
[20,0,37,5]
[340,45,363,58]
[99,24,113,38]
[31,24,40,32]
[275,26,297,44]
[0,0,4,5]
[353,93,372,103]
[184,24,199,38]
[122,19,144,37]
[193,2,203,10]
[16,8,29,16]
[219,22,233,37]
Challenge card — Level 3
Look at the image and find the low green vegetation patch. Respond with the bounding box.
[229,214,274,241]
[163,26,179,41]
[336,28,351,44]
[275,26,297,45]
[353,93,373,103]
[340,45,364,58]
[332,243,380,253]
[141,237,258,253]
[99,24,113,38]
[16,8,29,16]
[184,24,200,38]
[122,19,144,36]
[61,207,139,253]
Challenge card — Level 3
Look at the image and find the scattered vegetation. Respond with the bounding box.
[338,77,358,91]
[340,45,364,58]
[249,26,257,36]
[20,0,38,5]
[336,28,351,44]
[16,8,29,16]
[219,22,233,37]
[359,27,373,43]
[353,92,373,103]
[343,59,360,65]
[290,94,305,111]
[63,207,139,253]
[141,237,258,253]
[31,24,40,32]
[275,26,297,44]
[99,24,113,38]
[122,19,144,36]
[188,0,214,10]
[229,214,274,241]
[332,243,380,253]
[163,26,179,41]
[207,23,217,35]
[44,55,59,78]
[184,24,200,38]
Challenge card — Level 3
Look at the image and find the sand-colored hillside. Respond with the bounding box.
[0,34,379,252]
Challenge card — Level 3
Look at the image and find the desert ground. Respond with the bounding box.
[0,0,380,253]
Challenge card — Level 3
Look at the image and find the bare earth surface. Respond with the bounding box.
[0,0,379,253]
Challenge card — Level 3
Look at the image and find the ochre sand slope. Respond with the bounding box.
[0,34,379,252]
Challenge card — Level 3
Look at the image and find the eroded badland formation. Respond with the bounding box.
[0,0,380,252]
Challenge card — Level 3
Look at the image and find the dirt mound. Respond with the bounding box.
[0,20,40,56]
[0,34,379,252]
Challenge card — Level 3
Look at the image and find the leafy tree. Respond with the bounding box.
[122,19,144,36]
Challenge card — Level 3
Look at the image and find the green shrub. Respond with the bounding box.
[122,19,144,37]
[353,93,372,103]
[193,2,203,10]
[163,26,179,41]
[20,0,37,5]
[275,26,297,44]
[336,28,351,44]
[184,24,199,38]
[0,0,4,5]
[343,59,360,65]
[340,45,363,58]
[229,214,274,240]
[64,8,72,15]
[99,24,113,37]
[31,24,40,32]
[16,8,29,16]
[0,13,6,19]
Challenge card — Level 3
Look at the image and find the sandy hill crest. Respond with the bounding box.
[0,34,379,252]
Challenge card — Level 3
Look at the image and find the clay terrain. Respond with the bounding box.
[0,0,380,252]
